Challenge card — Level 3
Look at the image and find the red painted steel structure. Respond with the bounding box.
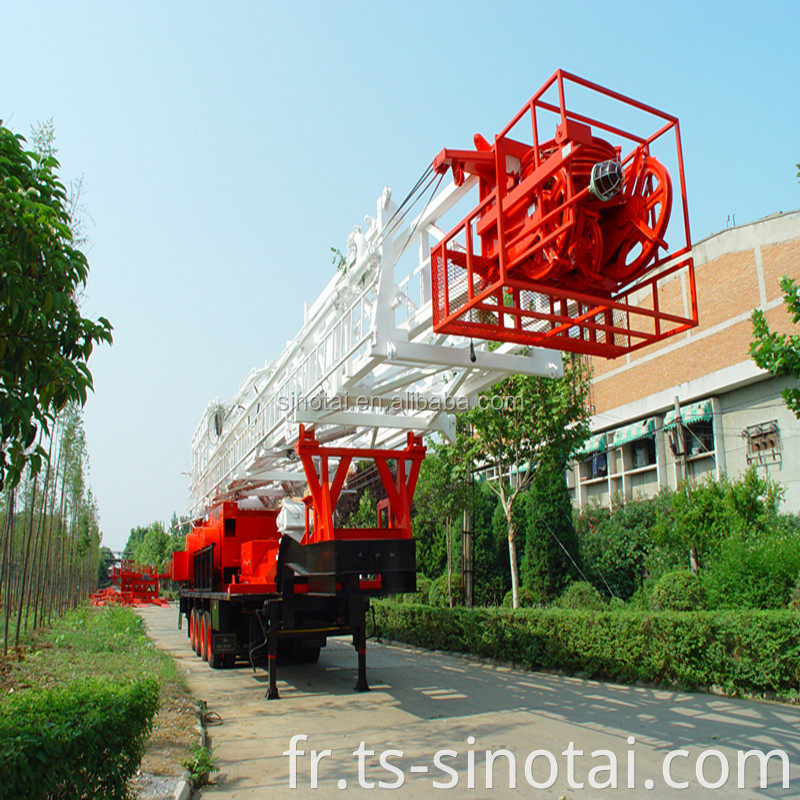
[170,426,423,691]
[90,559,169,607]
[172,425,425,595]
[296,425,424,544]
[431,69,697,357]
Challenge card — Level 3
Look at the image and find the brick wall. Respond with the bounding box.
[589,213,800,416]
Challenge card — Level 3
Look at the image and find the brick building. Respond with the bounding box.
[569,209,800,513]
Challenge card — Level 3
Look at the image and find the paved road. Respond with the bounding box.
[138,604,800,799]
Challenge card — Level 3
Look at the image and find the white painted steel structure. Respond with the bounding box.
[189,177,563,517]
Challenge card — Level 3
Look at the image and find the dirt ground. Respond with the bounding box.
[139,675,197,775]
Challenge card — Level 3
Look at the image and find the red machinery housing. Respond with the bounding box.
[171,426,424,697]
[431,69,697,357]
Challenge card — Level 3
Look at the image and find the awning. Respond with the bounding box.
[574,433,607,457]
[663,400,713,429]
[611,418,655,448]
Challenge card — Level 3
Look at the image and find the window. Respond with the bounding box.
[743,421,781,465]
[664,400,715,459]
[632,437,656,468]
[685,420,714,456]
[576,433,608,481]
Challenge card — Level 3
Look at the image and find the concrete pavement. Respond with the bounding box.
[137,604,800,799]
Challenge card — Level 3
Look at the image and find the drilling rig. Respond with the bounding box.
[169,70,696,698]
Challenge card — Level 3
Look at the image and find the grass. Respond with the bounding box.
[0,604,196,778]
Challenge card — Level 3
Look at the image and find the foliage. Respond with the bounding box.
[502,586,536,607]
[790,576,800,612]
[1,403,102,653]
[576,496,667,600]
[470,482,507,606]
[0,676,159,800]
[556,580,607,610]
[750,274,800,418]
[651,469,783,569]
[97,546,116,587]
[371,601,800,699]
[182,742,219,789]
[0,606,193,797]
[0,122,112,490]
[124,513,189,571]
[389,573,432,605]
[413,441,470,605]
[463,354,592,607]
[650,570,706,611]
[347,490,377,528]
[519,461,580,604]
[427,572,463,607]
[702,529,800,610]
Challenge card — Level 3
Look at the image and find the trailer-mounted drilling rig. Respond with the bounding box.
[169,70,696,698]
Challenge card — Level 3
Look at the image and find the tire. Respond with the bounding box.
[207,619,224,670]
[200,612,209,661]
[190,608,201,655]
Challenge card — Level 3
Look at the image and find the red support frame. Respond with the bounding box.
[295,424,426,543]
[431,69,697,358]
[90,559,169,607]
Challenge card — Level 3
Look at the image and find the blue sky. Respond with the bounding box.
[3,1,799,551]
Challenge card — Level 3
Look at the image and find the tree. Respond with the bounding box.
[413,440,470,606]
[0,122,112,489]
[652,469,784,571]
[97,546,115,587]
[750,274,800,418]
[463,354,592,607]
[519,456,580,604]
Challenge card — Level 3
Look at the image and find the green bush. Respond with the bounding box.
[519,463,580,603]
[502,586,537,608]
[428,572,462,607]
[391,573,431,604]
[0,677,160,800]
[577,495,669,600]
[556,580,607,610]
[652,469,784,569]
[370,601,800,698]
[790,582,800,612]
[651,570,706,611]
[703,532,800,610]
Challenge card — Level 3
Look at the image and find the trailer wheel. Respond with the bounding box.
[206,620,225,670]
[190,608,199,654]
[194,609,201,651]
[200,612,210,661]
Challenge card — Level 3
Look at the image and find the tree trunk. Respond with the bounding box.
[15,469,39,647]
[689,547,699,575]
[507,517,520,609]
[445,518,453,608]
[2,490,16,657]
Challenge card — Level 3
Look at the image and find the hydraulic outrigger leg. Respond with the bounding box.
[353,597,370,692]
[266,599,280,700]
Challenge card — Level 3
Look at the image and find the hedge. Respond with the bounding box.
[0,676,160,800]
[370,602,800,699]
